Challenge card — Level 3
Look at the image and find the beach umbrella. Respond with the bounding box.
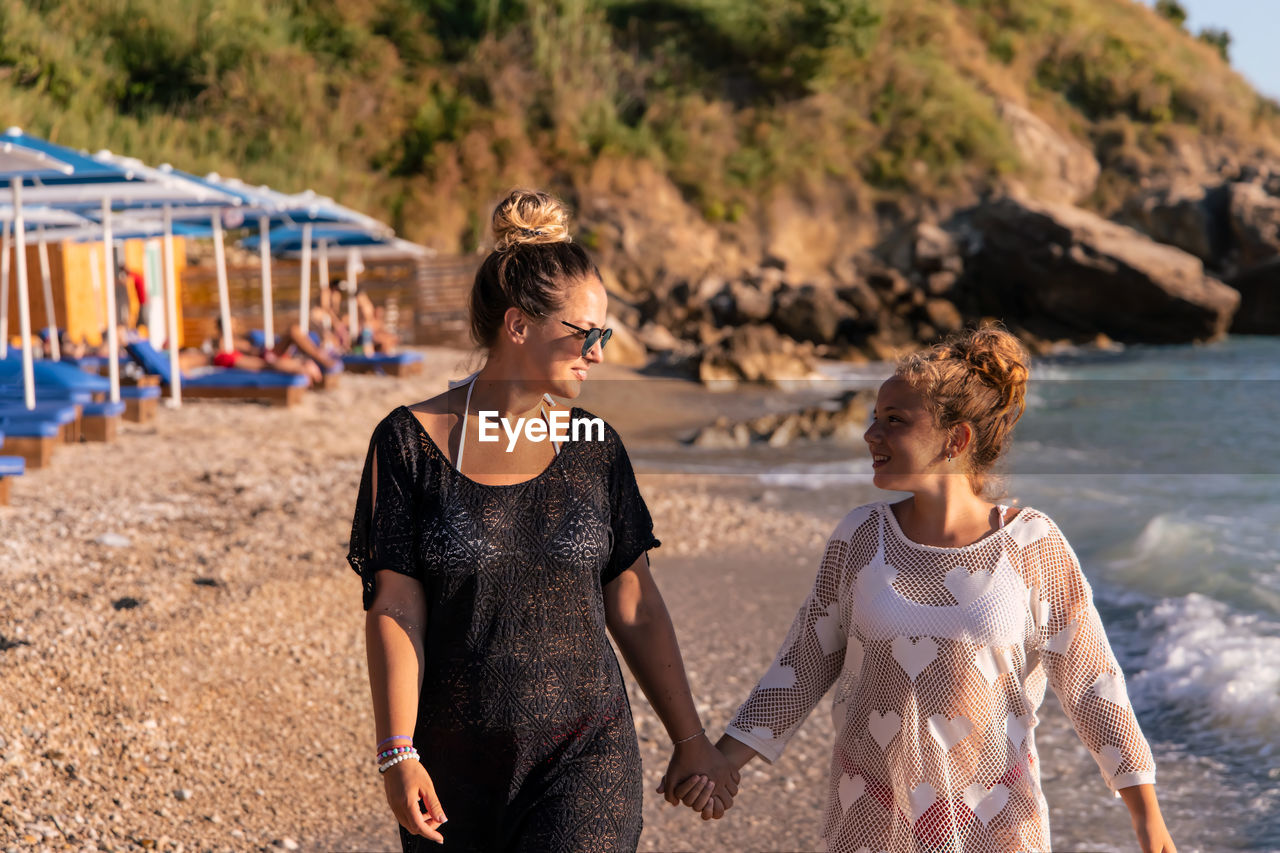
[5,142,241,406]
[0,207,92,360]
[0,130,82,409]
[222,181,392,335]
[241,225,409,338]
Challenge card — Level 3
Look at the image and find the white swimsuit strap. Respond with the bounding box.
[997,504,1008,529]
[456,374,476,473]
[457,379,559,473]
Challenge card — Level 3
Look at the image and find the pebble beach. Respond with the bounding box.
[0,348,1217,852]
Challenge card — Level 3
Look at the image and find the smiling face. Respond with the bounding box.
[863,376,957,491]
[519,276,609,399]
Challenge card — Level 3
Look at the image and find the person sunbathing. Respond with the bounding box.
[321,279,400,354]
[201,319,321,384]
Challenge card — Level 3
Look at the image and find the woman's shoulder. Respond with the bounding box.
[1003,505,1069,548]
[830,500,888,542]
[368,405,432,462]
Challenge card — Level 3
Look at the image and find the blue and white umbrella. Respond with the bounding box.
[1,134,240,405]
[1,207,93,363]
[0,129,86,409]
[242,225,431,341]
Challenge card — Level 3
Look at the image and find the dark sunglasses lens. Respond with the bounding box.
[600,329,611,350]
[580,329,600,356]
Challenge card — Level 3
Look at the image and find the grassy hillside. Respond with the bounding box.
[1,0,1277,251]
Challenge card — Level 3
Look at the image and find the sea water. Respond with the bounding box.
[635,335,1280,850]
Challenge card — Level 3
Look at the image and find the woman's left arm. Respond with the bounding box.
[605,553,740,819]
[1119,784,1176,853]
[1031,520,1173,853]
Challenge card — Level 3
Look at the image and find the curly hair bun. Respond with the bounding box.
[956,326,1028,393]
[941,324,1029,429]
[491,188,573,252]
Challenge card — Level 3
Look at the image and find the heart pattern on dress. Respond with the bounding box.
[963,782,1011,825]
[846,636,865,680]
[927,713,973,751]
[868,709,902,751]
[1046,617,1079,655]
[815,600,846,656]
[1092,743,1124,780]
[837,773,866,812]
[1091,671,1129,706]
[759,662,797,691]
[1005,712,1031,750]
[909,782,937,823]
[891,635,938,681]
[944,565,995,608]
[973,646,1001,685]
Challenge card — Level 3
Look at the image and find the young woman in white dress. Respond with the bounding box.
[684,325,1176,852]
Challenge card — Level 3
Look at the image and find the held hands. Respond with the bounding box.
[383,759,447,843]
[656,732,741,820]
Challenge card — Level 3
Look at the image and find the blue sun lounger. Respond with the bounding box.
[125,340,309,407]
[245,329,344,390]
[0,361,125,442]
[0,413,65,469]
[341,351,424,377]
[0,438,24,506]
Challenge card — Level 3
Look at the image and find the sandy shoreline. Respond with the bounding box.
[0,349,1184,852]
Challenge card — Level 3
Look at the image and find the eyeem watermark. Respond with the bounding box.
[478,410,604,451]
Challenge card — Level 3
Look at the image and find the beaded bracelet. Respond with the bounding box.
[672,727,705,746]
[378,750,420,774]
[376,746,417,762]
[377,735,414,750]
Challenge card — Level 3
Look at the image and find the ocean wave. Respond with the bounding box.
[1129,593,1280,741]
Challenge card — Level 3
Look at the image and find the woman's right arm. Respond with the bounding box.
[360,441,446,843]
[367,569,447,842]
[721,509,863,764]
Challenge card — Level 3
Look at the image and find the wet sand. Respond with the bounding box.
[0,349,1196,852]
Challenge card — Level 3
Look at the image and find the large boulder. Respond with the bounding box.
[1120,182,1231,266]
[601,315,649,367]
[689,390,874,448]
[1227,259,1280,334]
[697,324,818,388]
[997,100,1100,204]
[1227,182,1280,271]
[967,197,1239,343]
[770,284,857,344]
[1120,180,1280,275]
[707,279,773,327]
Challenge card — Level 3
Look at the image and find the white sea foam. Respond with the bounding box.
[757,464,875,490]
[1129,593,1280,739]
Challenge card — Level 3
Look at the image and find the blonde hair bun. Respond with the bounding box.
[491,188,573,252]
[895,321,1031,498]
[949,325,1030,410]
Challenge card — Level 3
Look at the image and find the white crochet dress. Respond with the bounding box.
[726,501,1156,853]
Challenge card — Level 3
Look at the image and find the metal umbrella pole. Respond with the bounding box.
[36,225,60,361]
[1,223,10,359]
[259,216,275,349]
[318,238,331,332]
[162,205,182,405]
[14,182,36,408]
[346,247,361,345]
[100,198,120,404]
[211,213,233,355]
[298,222,312,334]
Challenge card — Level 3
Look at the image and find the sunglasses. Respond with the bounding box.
[560,321,612,357]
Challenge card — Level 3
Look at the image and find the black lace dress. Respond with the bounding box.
[347,405,659,853]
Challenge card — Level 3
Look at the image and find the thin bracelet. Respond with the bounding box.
[672,727,705,746]
[377,735,413,749]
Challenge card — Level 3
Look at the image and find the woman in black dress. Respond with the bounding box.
[347,189,738,851]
